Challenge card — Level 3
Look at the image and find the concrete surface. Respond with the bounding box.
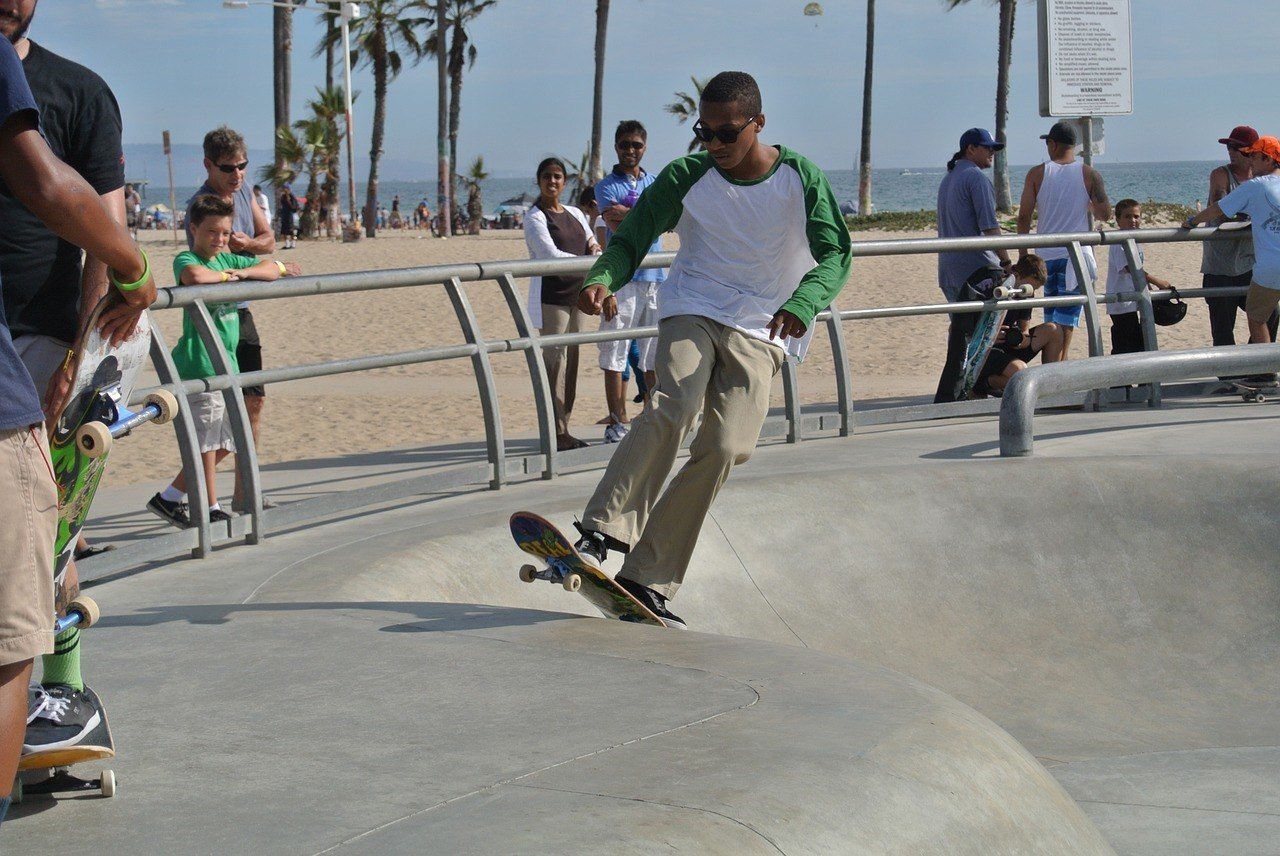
[8,393,1280,853]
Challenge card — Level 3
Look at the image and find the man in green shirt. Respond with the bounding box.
[573,71,852,627]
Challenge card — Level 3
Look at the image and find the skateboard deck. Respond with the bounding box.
[1226,380,1278,403]
[510,511,665,626]
[50,294,174,591]
[15,685,116,802]
[960,279,1032,400]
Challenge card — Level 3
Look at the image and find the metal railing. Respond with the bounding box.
[106,223,1252,570]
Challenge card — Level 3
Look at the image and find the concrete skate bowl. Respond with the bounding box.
[266,455,1279,854]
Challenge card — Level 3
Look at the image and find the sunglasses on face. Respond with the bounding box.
[616,141,644,151]
[691,115,757,145]
[216,160,249,174]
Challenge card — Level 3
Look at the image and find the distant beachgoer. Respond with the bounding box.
[933,127,1014,403]
[1017,121,1111,359]
[148,195,300,529]
[277,184,298,249]
[1105,200,1171,354]
[185,126,277,512]
[253,183,272,232]
[1196,126,1276,353]
[524,157,601,451]
[1186,135,1280,349]
[572,71,852,628]
[125,183,142,237]
[593,120,667,440]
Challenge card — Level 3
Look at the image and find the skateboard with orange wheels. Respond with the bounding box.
[510,511,665,626]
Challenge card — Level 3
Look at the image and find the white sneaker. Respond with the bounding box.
[603,420,630,444]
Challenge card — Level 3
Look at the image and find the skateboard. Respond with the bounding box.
[509,511,665,626]
[50,294,177,589]
[13,597,113,804]
[959,278,1032,400]
[1226,380,1278,403]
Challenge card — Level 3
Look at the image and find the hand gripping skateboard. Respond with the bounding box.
[960,279,1033,400]
[510,511,665,626]
[50,293,177,587]
[13,598,116,803]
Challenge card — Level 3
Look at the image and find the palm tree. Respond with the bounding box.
[588,0,610,183]
[561,145,591,201]
[435,0,450,239]
[258,125,305,190]
[664,76,708,154]
[426,0,499,231]
[459,155,489,234]
[857,0,875,215]
[944,0,1018,212]
[272,1,296,169]
[295,87,348,239]
[320,0,432,237]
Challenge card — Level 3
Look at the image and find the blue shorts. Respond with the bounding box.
[1042,258,1084,327]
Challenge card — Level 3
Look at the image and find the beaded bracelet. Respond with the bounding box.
[109,247,150,292]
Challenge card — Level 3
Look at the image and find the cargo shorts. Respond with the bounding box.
[0,425,57,666]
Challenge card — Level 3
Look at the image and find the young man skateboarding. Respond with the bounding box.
[573,71,852,627]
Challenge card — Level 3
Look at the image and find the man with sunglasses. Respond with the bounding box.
[573,71,852,628]
[174,126,276,519]
[593,120,666,441]
[1196,126,1276,354]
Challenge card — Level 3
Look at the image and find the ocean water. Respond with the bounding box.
[150,160,1216,220]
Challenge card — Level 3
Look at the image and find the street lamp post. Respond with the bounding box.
[223,1,362,231]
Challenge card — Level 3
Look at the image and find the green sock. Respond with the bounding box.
[41,628,83,691]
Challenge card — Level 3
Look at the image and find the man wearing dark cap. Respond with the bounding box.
[1197,125,1276,350]
[933,127,1015,402]
[1017,121,1111,358]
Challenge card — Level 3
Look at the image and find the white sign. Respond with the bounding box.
[1038,0,1133,117]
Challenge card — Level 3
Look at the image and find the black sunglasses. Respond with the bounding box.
[691,115,757,145]
[616,141,645,151]
[216,160,249,174]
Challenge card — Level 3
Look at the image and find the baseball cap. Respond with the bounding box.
[1242,136,1280,164]
[1218,125,1259,147]
[959,127,1005,151]
[1040,121,1078,146]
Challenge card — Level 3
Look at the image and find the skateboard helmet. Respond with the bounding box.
[1151,287,1187,326]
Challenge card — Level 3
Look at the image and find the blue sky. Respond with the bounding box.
[28,1,1276,176]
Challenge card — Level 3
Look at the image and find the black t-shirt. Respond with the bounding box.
[539,206,590,306]
[0,41,124,344]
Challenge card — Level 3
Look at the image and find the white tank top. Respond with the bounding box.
[1036,160,1093,265]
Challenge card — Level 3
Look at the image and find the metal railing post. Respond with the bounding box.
[1122,238,1162,407]
[821,308,854,436]
[494,272,557,479]
[1067,240,1105,410]
[187,300,262,543]
[444,276,505,488]
[781,359,801,443]
[148,323,211,556]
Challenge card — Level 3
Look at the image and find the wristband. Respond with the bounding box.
[276,261,288,277]
[60,348,76,373]
[221,271,231,283]
[110,247,150,292]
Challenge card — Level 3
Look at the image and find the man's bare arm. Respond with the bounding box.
[1207,165,1230,207]
[229,194,277,255]
[79,188,126,324]
[1015,166,1041,256]
[1085,165,1112,222]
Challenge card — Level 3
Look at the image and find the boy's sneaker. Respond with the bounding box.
[146,493,190,529]
[209,508,234,523]
[572,527,609,569]
[23,684,102,752]
[615,577,687,629]
[603,419,629,444]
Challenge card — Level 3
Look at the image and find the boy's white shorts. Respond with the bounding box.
[188,391,236,453]
[598,280,658,373]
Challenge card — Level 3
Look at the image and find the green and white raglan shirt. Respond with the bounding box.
[581,146,852,359]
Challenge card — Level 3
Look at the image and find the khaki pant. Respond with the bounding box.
[541,303,586,436]
[0,425,57,666]
[583,315,783,599]
[1245,282,1280,325]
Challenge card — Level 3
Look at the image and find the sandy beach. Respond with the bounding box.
[106,222,1236,490]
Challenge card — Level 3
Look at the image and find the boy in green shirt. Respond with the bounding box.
[573,71,852,627]
[146,195,299,528]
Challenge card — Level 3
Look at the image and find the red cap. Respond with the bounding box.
[1219,126,1259,147]
[1242,136,1280,164]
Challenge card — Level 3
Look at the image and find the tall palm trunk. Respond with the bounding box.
[993,0,1016,212]
[447,20,466,231]
[589,0,609,182]
[857,0,874,215]
[436,0,451,238]
[325,9,337,92]
[273,2,293,167]
[365,37,389,238]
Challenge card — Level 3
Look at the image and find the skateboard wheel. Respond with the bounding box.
[563,573,582,593]
[68,596,100,629]
[76,421,113,458]
[100,769,116,798]
[518,564,538,584]
[146,389,179,425]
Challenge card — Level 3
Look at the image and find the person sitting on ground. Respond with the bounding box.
[973,254,1064,397]
[146,195,300,529]
[1106,199,1171,354]
[524,158,601,451]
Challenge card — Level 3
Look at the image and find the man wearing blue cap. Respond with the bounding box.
[934,128,1013,402]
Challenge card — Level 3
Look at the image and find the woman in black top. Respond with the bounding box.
[524,157,601,451]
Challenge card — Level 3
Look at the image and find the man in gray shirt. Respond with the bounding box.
[934,128,1012,402]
